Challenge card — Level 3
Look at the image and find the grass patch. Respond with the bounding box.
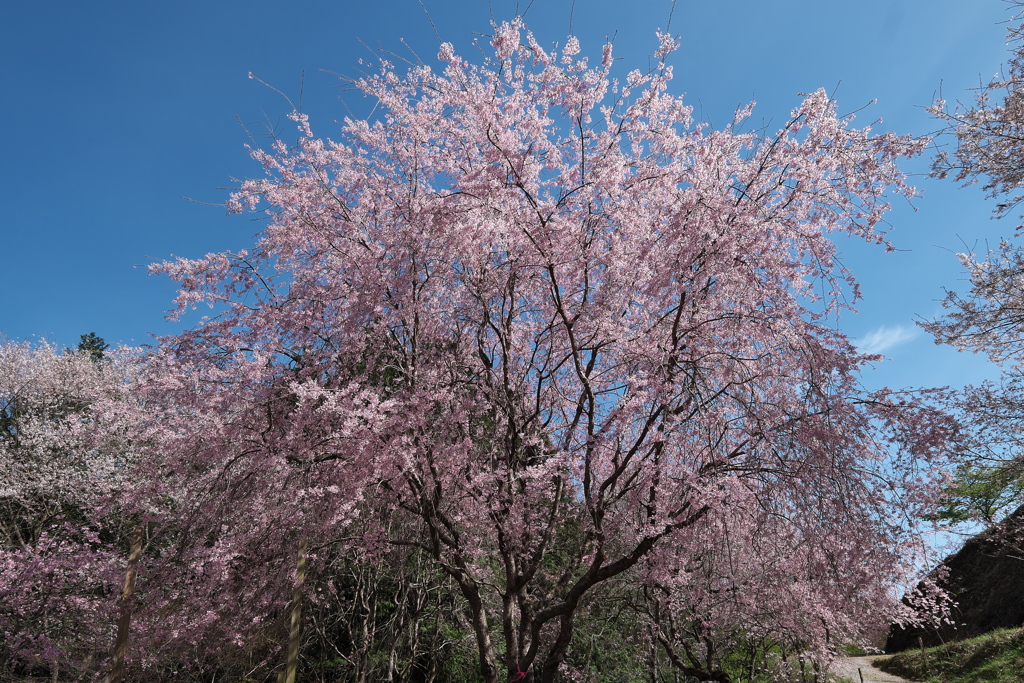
[877,626,1024,683]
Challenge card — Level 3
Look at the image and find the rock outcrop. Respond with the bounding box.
[886,505,1024,653]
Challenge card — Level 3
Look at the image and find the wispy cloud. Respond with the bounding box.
[857,324,919,355]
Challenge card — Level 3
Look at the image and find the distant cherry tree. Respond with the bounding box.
[0,338,130,548]
[130,21,957,682]
[0,339,139,678]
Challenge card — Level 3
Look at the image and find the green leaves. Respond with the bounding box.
[934,464,1024,525]
[76,332,108,363]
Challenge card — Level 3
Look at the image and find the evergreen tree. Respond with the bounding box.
[76,332,108,363]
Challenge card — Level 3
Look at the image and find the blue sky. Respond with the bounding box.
[1,0,1015,392]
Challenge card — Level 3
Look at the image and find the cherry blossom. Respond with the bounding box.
[78,20,960,682]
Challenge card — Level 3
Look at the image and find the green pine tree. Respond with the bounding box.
[77,332,108,363]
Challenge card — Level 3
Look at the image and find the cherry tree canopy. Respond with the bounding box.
[925,1,1024,525]
[127,21,958,682]
[0,339,138,675]
[0,339,134,548]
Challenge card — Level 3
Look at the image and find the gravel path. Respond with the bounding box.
[829,655,912,682]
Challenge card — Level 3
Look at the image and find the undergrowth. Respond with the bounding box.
[877,626,1024,683]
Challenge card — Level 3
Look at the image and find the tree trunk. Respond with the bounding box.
[105,523,144,683]
[282,540,307,683]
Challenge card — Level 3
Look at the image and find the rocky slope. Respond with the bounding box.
[886,504,1024,652]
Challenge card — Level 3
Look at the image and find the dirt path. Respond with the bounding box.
[829,655,912,683]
